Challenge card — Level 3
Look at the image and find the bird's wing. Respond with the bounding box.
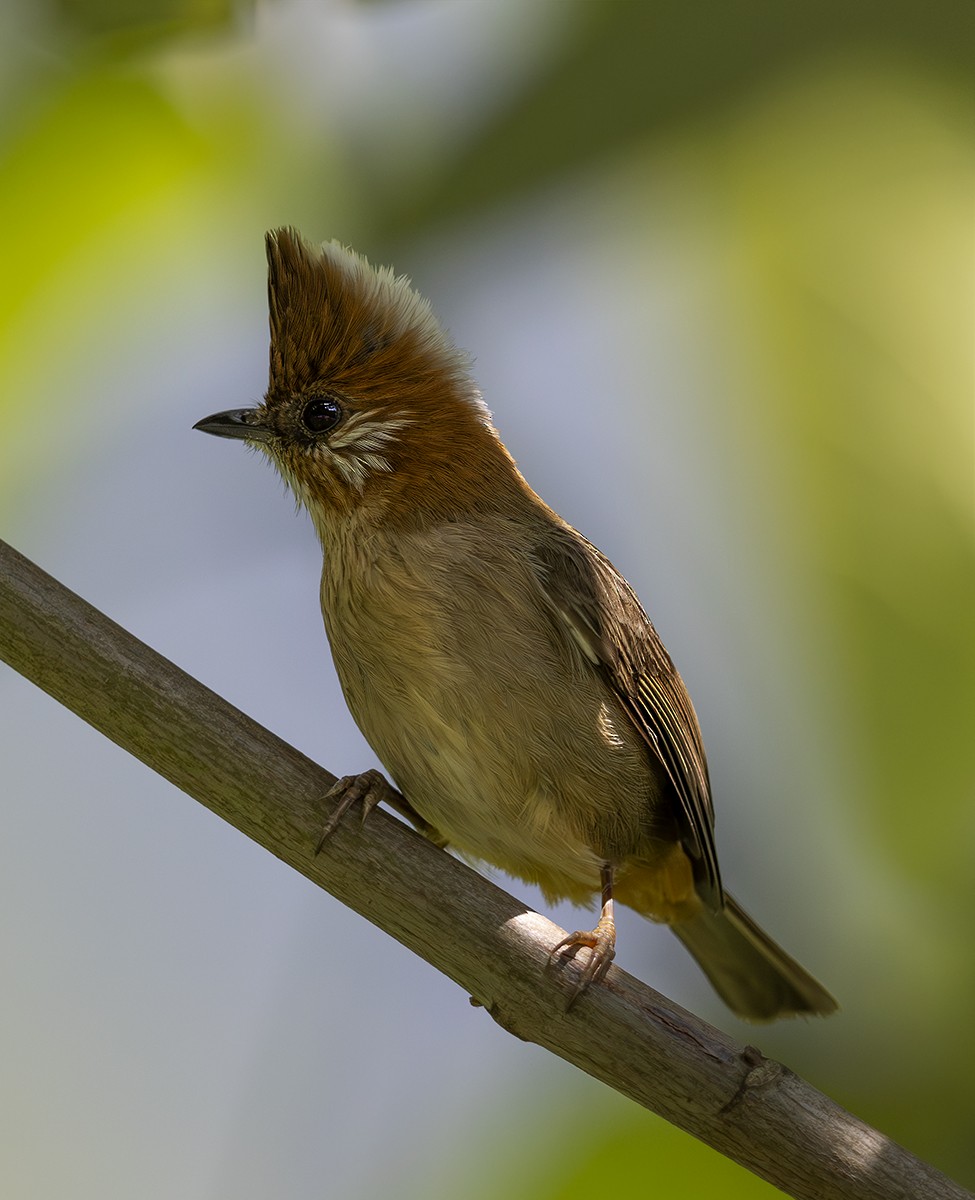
[531,525,722,909]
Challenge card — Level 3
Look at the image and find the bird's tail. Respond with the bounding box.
[670,894,837,1021]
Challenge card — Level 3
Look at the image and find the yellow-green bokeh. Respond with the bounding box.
[1,2,972,1197]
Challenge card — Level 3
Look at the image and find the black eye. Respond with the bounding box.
[301,396,342,434]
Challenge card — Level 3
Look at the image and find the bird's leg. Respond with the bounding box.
[550,863,616,1007]
[315,769,446,853]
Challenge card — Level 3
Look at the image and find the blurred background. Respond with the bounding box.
[1,1,972,1196]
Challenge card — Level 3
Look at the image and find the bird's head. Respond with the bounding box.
[195,229,519,532]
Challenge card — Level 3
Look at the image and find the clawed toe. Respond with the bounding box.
[316,769,388,852]
[315,770,447,852]
[549,916,616,1009]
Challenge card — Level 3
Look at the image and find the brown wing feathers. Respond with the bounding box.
[533,529,724,910]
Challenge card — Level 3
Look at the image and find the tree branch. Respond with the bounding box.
[0,537,968,1200]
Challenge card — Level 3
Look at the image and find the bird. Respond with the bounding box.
[194,228,837,1021]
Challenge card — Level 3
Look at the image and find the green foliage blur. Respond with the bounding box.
[1,1,972,1197]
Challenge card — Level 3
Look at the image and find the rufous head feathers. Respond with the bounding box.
[265,229,483,416]
[199,229,523,527]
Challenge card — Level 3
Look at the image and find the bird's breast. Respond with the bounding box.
[317,520,656,902]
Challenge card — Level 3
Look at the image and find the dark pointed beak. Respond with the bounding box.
[193,408,271,442]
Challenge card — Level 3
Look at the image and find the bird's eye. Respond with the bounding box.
[301,396,342,435]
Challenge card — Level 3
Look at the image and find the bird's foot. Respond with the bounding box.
[315,769,446,852]
[316,770,388,852]
[549,913,616,1008]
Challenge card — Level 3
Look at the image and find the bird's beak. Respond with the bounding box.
[193,407,271,443]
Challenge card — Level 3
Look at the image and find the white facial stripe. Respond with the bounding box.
[329,413,412,452]
[328,448,371,491]
[318,412,413,493]
[326,409,369,445]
